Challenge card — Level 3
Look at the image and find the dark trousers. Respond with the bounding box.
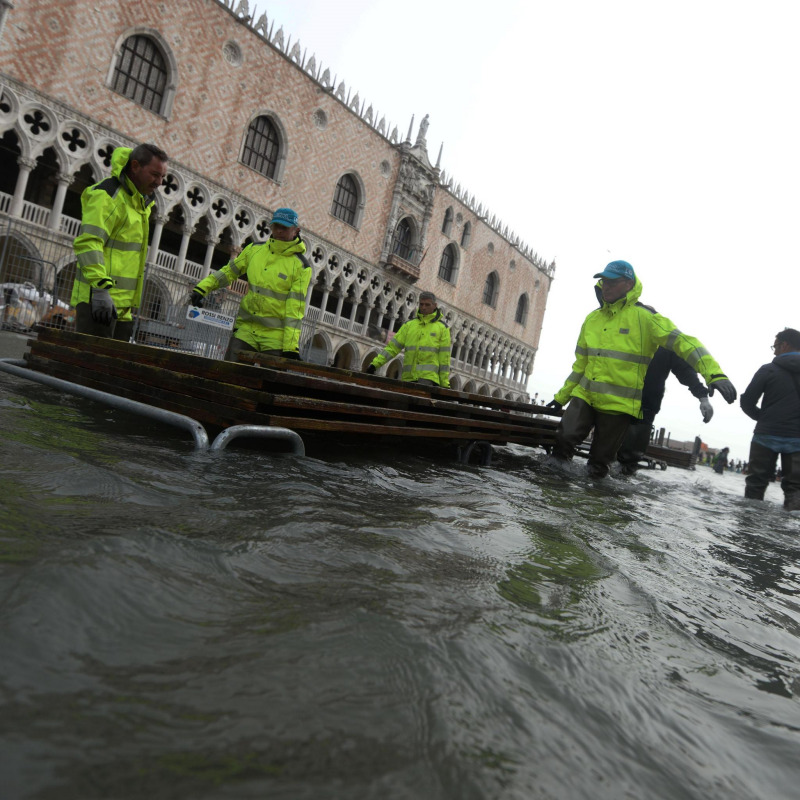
[224,336,283,362]
[617,419,653,473]
[75,303,133,342]
[553,397,634,478]
[744,440,800,508]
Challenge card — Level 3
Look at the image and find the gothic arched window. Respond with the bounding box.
[438,244,458,283]
[392,218,414,260]
[442,207,453,236]
[331,174,358,226]
[241,116,280,179]
[461,221,472,248]
[483,271,499,307]
[112,35,168,114]
[515,293,529,325]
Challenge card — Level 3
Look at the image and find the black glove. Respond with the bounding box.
[366,364,376,375]
[189,290,206,308]
[545,399,562,412]
[708,378,737,404]
[90,287,117,326]
[282,351,301,360]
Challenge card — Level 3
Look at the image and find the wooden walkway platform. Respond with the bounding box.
[15,329,699,468]
[22,329,559,457]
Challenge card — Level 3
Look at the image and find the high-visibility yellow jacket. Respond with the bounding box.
[71,147,154,322]
[194,238,311,353]
[554,277,728,418]
[371,309,451,387]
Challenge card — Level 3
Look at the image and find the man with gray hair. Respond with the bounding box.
[366,291,451,387]
[72,142,168,340]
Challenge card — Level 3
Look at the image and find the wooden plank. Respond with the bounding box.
[25,354,273,428]
[28,329,559,448]
[26,354,556,445]
[28,341,263,410]
[32,329,268,388]
[260,393,552,435]
[238,350,550,414]
[31,331,557,431]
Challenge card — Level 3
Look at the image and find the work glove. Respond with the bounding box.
[708,378,737,404]
[189,289,206,308]
[699,396,714,423]
[90,287,117,326]
[365,364,376,375]
[545,399,562,412]
[282,351,301,360]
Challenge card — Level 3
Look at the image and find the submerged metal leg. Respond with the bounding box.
[457,440,493,466]
[0,358,210,450]
[210,425,305,455]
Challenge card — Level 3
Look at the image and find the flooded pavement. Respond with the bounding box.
[1,371,798,799]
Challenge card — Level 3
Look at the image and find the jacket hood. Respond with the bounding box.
[414,308,442,324]
[598,276,643,311]
[774,352,800,375]
[268,236,306,256]
[110,147,132,179]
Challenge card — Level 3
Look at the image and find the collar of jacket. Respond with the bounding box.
[268,236,305,256]
[415,309,441,324]
[773,352,800,373]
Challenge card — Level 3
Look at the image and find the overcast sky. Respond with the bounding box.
[252,0,798,460]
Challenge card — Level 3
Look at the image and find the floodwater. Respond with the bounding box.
[1,371,799,800]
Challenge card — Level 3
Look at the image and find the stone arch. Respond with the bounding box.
[302,330,332,365]
[332,340,360,370]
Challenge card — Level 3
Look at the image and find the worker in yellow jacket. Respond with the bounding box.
[71,143,169,339]
[190,208,312,361]
[366,291,451,387]
[547,260,737,478]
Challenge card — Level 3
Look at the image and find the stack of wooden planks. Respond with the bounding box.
[23,329,559,452]
[20,329,700,468]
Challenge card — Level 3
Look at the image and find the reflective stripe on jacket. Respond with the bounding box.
[71,147,153,315]
[194,237,311,352]
[371,309,451,387]
[554,277,726,417]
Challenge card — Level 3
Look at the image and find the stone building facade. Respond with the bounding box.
[0,0,554,399]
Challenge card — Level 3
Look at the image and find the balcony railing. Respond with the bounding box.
[0,190,82,238]
[383,253,420,281]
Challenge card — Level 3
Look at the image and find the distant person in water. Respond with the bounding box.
[546,260,736,479]
[740,327,800,511]
[712,447,729,474]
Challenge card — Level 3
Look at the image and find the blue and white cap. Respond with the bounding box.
[593,260,635,281]
[271,207,299,228]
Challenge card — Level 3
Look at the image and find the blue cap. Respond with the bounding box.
[593,260,635,281]
[271,207,298,228]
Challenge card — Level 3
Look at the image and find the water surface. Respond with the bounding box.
[1,373,798,799]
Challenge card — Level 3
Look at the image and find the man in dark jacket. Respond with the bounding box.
[740,327,800,511]
[617,347,714,474]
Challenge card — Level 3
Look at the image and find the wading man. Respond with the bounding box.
[547,260,736,478]
[740,327,800,511]
[72,143,169,340]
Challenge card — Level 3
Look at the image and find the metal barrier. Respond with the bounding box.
[132,262,242,359]
[0,217,320,363]
[0,358,210,449]
[210,425,305,454]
